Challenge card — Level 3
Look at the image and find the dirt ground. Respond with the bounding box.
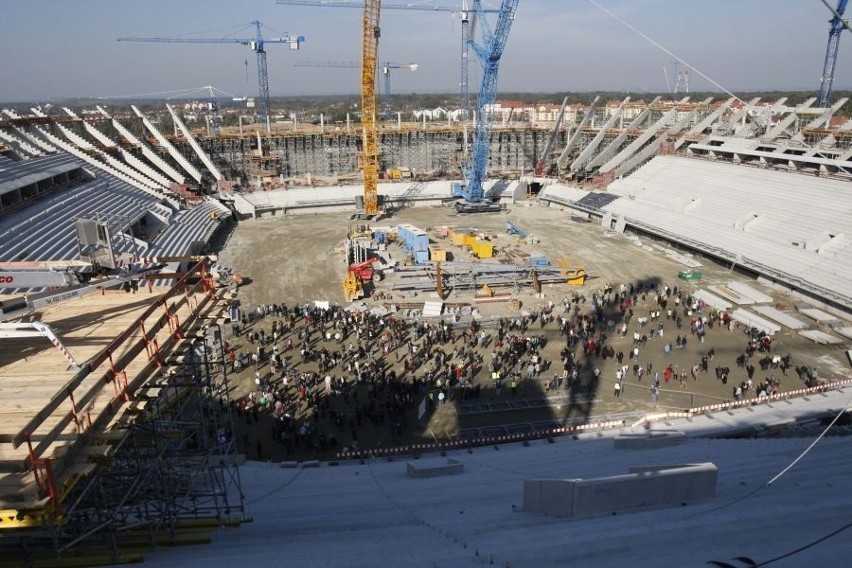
[215,202,852,460]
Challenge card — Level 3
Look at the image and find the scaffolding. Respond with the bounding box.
[0,262,246,567]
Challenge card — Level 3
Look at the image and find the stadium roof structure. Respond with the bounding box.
[137,388,852,568]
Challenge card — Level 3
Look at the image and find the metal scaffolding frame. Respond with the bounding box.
[0,265,246,566]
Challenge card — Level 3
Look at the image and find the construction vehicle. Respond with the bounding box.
[453,0,520,213]
[358,0,382,219]
[0,252,221,321]
[343,257,383,302]
[0,263,166,321]
[818,0,849,108]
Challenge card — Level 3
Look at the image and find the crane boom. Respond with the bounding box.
[118,21,304,131]
[361,0,381,216]
[455,0,520,211]
[295,60,417,109]
[818,0,850,108]
[276,1,498,121]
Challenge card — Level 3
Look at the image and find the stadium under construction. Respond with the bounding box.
[2,89,852,565]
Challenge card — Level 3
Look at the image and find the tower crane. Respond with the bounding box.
[118,21,305,132]
[818,0,850,108]
[453,0,520,213]
[276,0,500,119]
[294,60,418,113]
[361,0,382,217]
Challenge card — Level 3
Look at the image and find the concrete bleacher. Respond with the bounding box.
[0,153,83,211]
[0,128,44,158]
[133,384,852,567]
[599,156,852,310]
[0,176,162,263]
[146,198,230,258]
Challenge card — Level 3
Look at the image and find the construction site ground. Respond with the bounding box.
[216,201,852,461]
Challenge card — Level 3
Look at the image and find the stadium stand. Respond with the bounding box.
[540,156,852,310]
[0,128,44,158]
[0,153,86,212]
[146,198,230,257]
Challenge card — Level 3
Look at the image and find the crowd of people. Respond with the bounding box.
[209,277,806,460]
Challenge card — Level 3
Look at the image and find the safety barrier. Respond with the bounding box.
[335,419,626,460]
[335,379,852,461]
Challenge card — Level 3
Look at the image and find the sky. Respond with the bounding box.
[0,0,848,103]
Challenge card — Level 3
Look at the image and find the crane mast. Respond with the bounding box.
[361,0,381,216]
[118,21,304,132]
[454,0,520,212]
[818,0,849,108]
[276,1,499,119]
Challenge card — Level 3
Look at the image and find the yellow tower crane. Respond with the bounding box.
[360,0,381,217]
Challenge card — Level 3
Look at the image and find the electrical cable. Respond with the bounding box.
[687,402,850,521]
[585,0,744,103]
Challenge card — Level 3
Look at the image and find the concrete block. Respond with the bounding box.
[407,457,464,478]
[614,430,686,450]
[524,463,717,518]
[301,460,320,468]
[280,461,299,469]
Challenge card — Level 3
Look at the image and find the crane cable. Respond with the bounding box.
[585,0,744,104]
[819,0,852,32]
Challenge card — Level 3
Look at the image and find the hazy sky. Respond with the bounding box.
[0,0,847,103]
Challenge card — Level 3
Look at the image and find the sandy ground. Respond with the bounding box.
[215,202,852,459]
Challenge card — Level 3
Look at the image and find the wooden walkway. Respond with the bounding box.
[0,271,225,528]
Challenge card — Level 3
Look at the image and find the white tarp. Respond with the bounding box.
[422,301,444,318]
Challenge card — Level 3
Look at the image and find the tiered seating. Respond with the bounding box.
[12,127,57,154]
[81,121,117,149]
[133,106,202,183]
[0,177,162,262]
[55,123,95,150]
[603,156,852,308]
[120,148,173,187]
[30,126,176,205]
[111,118,185,184]
[0,153,83,211]
[146,199,230,257]
[0,129,43,158]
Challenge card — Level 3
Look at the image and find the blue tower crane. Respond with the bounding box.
[275,0,499,118]
[118,21,305,132]
[453,0,520,213]
[818,0,850,108]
